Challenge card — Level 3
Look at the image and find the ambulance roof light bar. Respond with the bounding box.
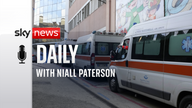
[92,31,125,36]
[113,32,125,36]
[93,31,103,35]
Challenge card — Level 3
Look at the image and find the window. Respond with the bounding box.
[57,10,61,17]
[82,3,89,21]
[116,39,129,60]
[44,0,48,6]
[52,11,56,18]
[68,22,71,31]
[53,0,57,4]
[74,16,76,27]
[85,3,89,18]
[82,42,91,55]
[77,11,81,24]
[76,15,78,25]
[53,4,57,11]
[82,7,85,21]
[96,43,109,55]
[98,0,106,7]
[79,11,81,23]
[135,36,144,54]
[112,43,119,50]
[57,0,62,3]
[40,7,43,13]
[95,42,119,55]
[98,0,102,7]
[69,21,72,31]
[62,2,66,9]
[36,1,40,8]
[62,9,65,17]
[43,6,48,13]
[69,22,71,31]
[69,2,90,30]
[36,8,39,15]
[40,0,44,7]
[164,29,192,62]
[35,2,38,9]
[77,42,91,55]
[48,5,52,12]
[77,44,82,54]
[43,13,48,20]
[144,34,161,55]
[72,19,74,28]
[57,3,62,10]
[48,0,52,5]
[69,0,75,7]
[132,34,164,61]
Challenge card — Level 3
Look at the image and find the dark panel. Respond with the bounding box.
[126,60,128,67]
[121,80,171,100]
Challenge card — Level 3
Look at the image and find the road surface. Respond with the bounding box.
[33,63,174,108]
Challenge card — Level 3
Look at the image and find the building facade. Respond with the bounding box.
[33,0,66,43]
[68,0,116,39]
[116,0,192,34]
[68,0,192,40]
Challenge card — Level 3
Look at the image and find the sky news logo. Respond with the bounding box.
[32,28,60,39]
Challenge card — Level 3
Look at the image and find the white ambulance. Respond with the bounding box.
[73,31,124,77]
[56,39,76,66]
[109,11,192,108]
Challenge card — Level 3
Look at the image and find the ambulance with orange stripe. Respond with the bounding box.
[109,11,192,108]
[73,31,124,78]
[56,39,76,66]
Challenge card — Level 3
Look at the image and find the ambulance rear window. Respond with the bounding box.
[96,43,109,55]
[95,42,119,55]
[169,31,192,56]
[164,29,192,63]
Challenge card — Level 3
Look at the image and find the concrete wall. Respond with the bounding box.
[106,0,116,32]
[68,0,88,20]
[68,4,106,39]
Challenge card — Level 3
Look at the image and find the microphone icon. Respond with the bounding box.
[18,45,27,64]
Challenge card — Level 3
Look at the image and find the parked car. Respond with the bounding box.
[32,55,37,63]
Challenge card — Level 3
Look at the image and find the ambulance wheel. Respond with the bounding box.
[109,76,119,92]
[179,95,192,108]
